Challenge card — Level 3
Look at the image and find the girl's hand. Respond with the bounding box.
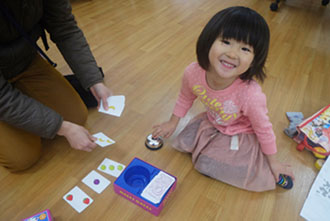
[266,154,295,182]
[90,82,112,110]
[57,121,97,152]
[152,115,180,138]
[152,121,177,138]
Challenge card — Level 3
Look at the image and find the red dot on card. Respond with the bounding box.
[66,194,73,201]
[83,198,90,204]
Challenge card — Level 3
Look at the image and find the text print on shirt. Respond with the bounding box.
[193,85,238,125]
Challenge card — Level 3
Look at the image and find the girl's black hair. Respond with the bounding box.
[196,6,270,82]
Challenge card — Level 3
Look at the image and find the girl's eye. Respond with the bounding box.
[242,47,252,52]
[221,40,230,45]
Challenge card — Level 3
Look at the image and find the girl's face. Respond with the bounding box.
[207,37,255,88]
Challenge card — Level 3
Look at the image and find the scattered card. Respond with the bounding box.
[93,132,115,147]
[97,158,126,177]
[82,170,111,194]
[63,186,93,213]
[98,95,125,117]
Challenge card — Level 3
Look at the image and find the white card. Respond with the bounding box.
[97,158,126,177]
[93,132,115,147]
[141,171,175,204]
[98,95,125,117]
[300,158,330,221]
[82,170,111,194]
[63,186,93,213]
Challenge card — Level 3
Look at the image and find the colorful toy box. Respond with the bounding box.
[296,105,330,157]
[114,157,177,216]
[22,209,52,221]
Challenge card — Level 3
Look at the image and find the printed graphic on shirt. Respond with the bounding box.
[192,85,238,125]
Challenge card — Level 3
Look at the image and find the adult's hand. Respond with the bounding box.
[57,121,97,152]
[90,82,112,110]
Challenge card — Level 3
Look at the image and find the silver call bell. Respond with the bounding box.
[145,134,164,150]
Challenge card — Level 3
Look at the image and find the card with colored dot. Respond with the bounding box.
[82,170,111,194]
[93,132,115,148]
[63,186,93,213]
[97,158,126,177]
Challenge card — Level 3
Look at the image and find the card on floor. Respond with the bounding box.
[93,132,115,147]
[97,158,126,177]
[63,186,93,213]
[98,95,125,117]
[82,170,111,194]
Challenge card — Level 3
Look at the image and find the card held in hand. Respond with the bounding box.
[98,95,125,117]
[93,132,115,147]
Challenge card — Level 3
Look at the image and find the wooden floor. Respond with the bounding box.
[1,0,330,220]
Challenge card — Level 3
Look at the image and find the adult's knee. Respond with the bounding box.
[5,146,42,172]
[0,129,42,172]
[77,104,88,125]
[63,97,88,126]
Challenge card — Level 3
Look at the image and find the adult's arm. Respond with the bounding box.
[42,0,104,90]
[0,74,63,138]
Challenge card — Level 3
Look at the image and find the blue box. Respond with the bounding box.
[114,158,177,216]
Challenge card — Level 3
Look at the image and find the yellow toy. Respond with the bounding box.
[313,147,327,159]
[315,159,325,170]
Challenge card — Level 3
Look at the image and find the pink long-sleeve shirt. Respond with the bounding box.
[173,62,277,155]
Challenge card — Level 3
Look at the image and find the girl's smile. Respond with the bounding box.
[220,59,236,69]
[206,38,254,90]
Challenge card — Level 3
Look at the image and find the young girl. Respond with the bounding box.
[152,6,294,192]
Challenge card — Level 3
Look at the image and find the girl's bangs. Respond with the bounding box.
[220,17,259,48]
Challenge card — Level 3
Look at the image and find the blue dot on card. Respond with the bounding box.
[94,179,100,185]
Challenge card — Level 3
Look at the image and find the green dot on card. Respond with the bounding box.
[100,165,106,170]
[117,165,123,171]
[109,165,115,170]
